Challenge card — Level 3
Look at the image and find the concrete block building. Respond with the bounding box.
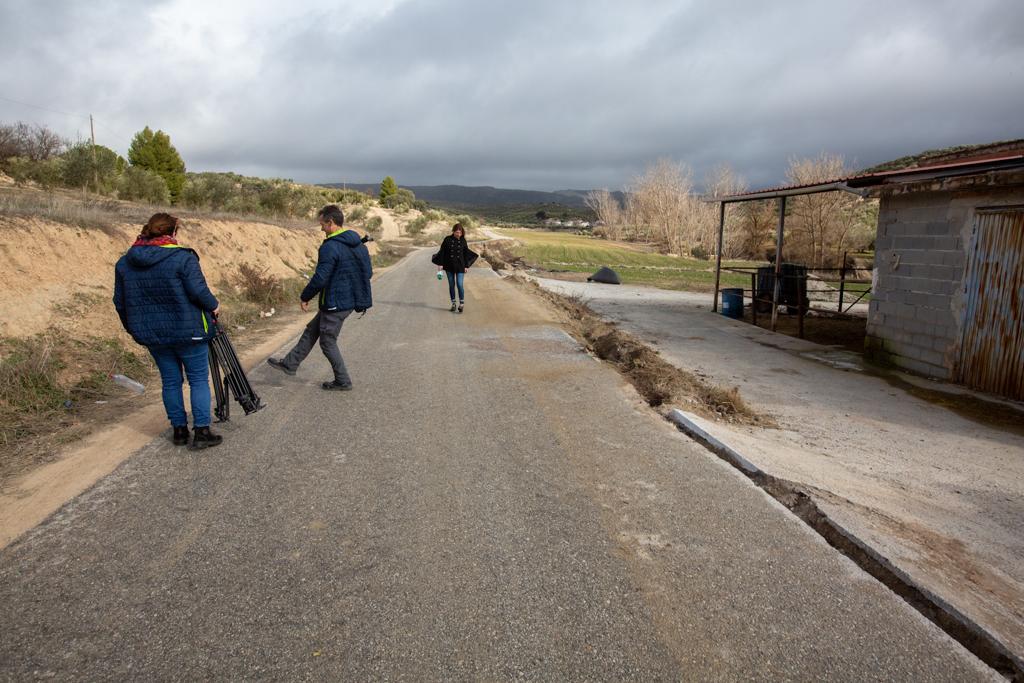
[713,140,1024,401]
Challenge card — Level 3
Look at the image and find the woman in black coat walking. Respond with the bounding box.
[436,223,478,313]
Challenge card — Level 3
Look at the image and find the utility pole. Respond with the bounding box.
[89,114,99,193]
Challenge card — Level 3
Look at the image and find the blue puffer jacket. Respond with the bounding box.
[300,229,373,312]
[113,245,219,347]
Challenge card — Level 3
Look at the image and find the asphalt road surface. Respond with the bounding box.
[0,251,997,681]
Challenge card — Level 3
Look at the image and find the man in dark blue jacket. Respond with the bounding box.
[268,205,372,390]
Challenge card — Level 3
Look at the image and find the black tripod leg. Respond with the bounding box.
[209,341,229,422]
[217,330,264,414]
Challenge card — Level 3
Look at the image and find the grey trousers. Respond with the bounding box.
[282,309,353,385]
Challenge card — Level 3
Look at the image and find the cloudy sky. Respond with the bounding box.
[2,0,1023,191]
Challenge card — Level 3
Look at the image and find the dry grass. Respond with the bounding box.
[0,334,154,481]
[479,241,524,270]
[371,243,414,269]
[508,274,769,425]
[236,262,283,308]
[0,185,314,235]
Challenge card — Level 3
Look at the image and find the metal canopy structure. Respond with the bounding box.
[706,153,1024,331]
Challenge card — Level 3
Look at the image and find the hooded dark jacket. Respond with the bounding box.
[438,235,479,273]
[113,245,219,347]
[300,229,373,312]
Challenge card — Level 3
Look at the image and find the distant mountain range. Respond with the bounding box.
[321,183,625,209]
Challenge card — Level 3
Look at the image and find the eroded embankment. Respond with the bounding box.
[0,214,323,481]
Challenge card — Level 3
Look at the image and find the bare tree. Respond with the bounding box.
[0,122,66,163]
[625,159,696,253]
[584,189,623,238]
[700,164,748,257]
[733,200,776,259]
[785,153,876,267]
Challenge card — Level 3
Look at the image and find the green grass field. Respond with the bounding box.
[495,228,756,292]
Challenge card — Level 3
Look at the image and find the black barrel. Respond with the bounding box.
[756,264,808,313]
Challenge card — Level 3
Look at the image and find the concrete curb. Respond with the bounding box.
[666,408,1024,681]
[666,409,762,477]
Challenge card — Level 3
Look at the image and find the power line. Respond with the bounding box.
[0,94,89,122]
[0,94,134,150]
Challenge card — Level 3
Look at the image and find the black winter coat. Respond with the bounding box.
[437,235,478,273]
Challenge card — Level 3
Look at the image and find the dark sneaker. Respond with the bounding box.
[458,303,464,314]
[449,301,457,312]
[190,426,223,450]
[267,357,296,376]
[322,380,353,391]
[172,425,190,446]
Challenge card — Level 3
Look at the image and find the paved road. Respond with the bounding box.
[531,276,1024,661]
[0,251,996,680]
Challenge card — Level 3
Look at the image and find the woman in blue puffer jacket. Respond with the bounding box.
[113,213,223,450]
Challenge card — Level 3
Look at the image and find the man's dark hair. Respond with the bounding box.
[318,204,345,227]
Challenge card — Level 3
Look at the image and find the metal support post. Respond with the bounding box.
[771,196,786,332]
[712,201,725,313]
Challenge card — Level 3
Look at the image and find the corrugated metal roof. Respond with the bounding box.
[710,152,1024,203]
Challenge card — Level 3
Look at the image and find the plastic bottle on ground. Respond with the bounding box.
[110,374,145,394]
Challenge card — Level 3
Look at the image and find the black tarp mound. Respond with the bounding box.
[587,266,621,285]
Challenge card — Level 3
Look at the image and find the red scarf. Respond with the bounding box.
[132,235,178,247]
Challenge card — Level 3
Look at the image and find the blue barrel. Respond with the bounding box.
[721,288,744,319]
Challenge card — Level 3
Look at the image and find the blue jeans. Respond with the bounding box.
[148,342,212,428]
[446,271,465,302]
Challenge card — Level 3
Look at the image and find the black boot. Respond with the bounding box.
[190,426,223,450]
[172,425,190,446]
[172,428,190,448]
[458,302,464,314]
[450,301,457,312]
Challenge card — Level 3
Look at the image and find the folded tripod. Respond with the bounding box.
[208,320,264,422]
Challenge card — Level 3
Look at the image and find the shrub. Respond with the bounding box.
[334,188,371,205]
[381,187,415,212]
[118,166,170,204]
[347,205,368,222]
[365,215,383,237]
[5,156,66,189]
[690,245,709,260]
[181,173,237,210]
[236,262,281,307]
[406,214,429,235]
[455,214,478,231]
[62,143,124,193]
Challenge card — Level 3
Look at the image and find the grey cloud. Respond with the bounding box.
[2,0,1023,191]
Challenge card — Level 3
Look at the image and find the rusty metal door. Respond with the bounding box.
[958,208,1024,400]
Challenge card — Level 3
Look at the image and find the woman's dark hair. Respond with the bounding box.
[318,205,345,227]
[141,213,179,238]
[451,223,464,237]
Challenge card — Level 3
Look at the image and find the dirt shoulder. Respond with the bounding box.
[0,309,308,548]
